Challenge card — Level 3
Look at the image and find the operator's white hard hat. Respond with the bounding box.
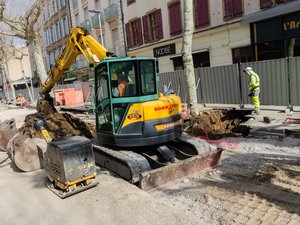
[243,67,253,73]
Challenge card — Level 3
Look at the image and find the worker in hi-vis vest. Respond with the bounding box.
[117,73,129,97]
[244,67,260,115]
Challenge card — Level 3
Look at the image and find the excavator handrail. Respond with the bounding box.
[41,27,115,94]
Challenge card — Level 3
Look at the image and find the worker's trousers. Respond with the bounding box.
[250,88,260,110]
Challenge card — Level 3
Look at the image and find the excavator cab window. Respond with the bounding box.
[110,61,136,97]
[95,63,112,131]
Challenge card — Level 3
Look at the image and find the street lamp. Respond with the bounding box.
[88,9,104,46]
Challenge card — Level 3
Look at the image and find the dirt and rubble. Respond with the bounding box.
[0,103,300,225]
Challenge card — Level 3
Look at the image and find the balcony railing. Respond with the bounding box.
[80,19,91,30]
[91,13,104,27]
[104,4,118,21]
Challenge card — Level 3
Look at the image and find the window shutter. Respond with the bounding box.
[260,0,273,8]
[136,18,143,46]
[155,9,163,40]
[168,1,182,35]
[224,0,233,19]
[194,0,209,28]
[143,15,149,43]
[127,0,135,6]
[233,0,243,16]
[125,23,132,49]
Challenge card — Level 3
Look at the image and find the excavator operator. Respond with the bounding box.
[117,73,129,97]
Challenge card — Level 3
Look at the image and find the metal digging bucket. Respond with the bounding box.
[0,119,18,151]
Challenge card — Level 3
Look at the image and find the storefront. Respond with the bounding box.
[243,1,300,61]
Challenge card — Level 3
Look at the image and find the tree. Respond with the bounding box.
[0,36,17,103]
[0,0,47,83]
[182,0,200,115]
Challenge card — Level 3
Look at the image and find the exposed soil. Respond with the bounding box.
[20,99,96,140]
[185,109,251,139]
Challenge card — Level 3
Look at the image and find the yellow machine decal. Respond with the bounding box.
[155,119,182,131]
[122,104,144,128]
[121,94,182,129]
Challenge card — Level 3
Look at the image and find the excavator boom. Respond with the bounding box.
[41,27,114,94]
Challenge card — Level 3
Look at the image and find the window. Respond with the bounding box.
[75,13,79,27]
[142,9,163,44]
[64,16,69,35]
[61,0,66,8]
[140,61,156,95]
[60,19,65,37]
[84,7,88,20]
[232,46,254,63]
[260,0,273,9]
[95,64,112,131]
[126,18,143,48]
[171,51,210,70]
[168,1,182,36]
[72,0,78,9]
[194,0,209,28]
[127,0,135,6]
[52,0,57,14]
[56,22,61,40]
[223,0,243,20]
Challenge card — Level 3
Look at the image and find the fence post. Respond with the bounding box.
[287,57,293,111]
[237,63,244,108]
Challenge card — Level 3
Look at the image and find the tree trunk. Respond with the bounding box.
[30,35,47,84]
[4,61,16,103]
[182,0,199,115]
[19,59,34,103]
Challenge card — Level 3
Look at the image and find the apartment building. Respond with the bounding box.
[123,0,300,73]
[42,0,72,73]
[68,0,126,78]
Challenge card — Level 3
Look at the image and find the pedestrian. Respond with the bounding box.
[244,67,260,115]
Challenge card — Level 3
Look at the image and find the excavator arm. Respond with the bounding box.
[41,27,115,94]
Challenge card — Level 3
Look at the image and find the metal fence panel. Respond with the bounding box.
[240,59,289,106]
[158,70,188,102]
[289,57,300,106]
[197,64,240,104]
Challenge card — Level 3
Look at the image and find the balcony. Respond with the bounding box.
[80,19,91,30]
[72,0,78,9]
[91,13,104,27]
[104,4,118,22]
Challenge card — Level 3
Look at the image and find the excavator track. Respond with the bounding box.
[92,135,223,191]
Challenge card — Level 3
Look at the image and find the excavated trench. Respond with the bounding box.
[185,109,251,139]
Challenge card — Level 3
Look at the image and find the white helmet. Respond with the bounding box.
[244,67,253,73]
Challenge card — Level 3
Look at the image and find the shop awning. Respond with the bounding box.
[242,1,300,24]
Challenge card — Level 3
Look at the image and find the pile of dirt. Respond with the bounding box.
[20,99,96,140]
[185,109,250,139]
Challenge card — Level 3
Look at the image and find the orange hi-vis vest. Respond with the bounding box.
[118,82,127,96]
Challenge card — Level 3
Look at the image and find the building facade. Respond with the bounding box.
[123,0,299,73]
[42,0,72,73]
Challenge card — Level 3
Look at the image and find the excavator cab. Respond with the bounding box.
[94,57,183,147]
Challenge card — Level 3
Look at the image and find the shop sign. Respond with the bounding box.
[283,13,300,38]
[153,44,176,58]
[254,11,300,44]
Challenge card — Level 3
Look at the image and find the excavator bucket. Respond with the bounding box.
[139,148,222,191]
[93,135,223,191]
[0,119,18,151]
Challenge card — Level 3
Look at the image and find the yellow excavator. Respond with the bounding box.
[37,27,223,197]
